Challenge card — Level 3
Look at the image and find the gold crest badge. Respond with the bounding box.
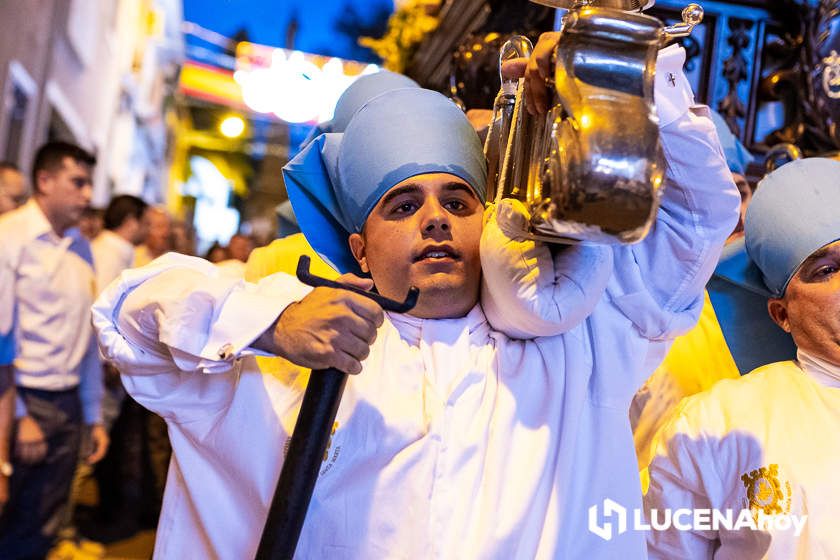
[740,464,791,517]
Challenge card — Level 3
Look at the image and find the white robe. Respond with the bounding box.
[92,107,737,559]
[645,352,840,559]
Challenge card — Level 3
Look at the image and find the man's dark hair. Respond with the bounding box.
[0,161,20,173]
[31,141,96,192]
[103,195,148,230]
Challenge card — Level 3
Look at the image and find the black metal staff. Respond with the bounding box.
[255,255,419,560]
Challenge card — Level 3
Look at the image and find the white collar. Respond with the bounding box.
[797,348,840,389]
[386,304,488,347]
[97,229,135,253]
[18,199,59,242]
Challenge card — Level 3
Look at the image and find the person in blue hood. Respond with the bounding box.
[91,69,738,557]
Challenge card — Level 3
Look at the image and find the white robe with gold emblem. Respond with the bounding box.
[645,352,840,559]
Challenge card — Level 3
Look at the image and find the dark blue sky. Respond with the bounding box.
[183,0,393,62]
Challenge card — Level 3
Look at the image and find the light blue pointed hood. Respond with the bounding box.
[283,87,487,274]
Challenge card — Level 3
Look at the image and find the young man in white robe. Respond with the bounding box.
[645,158,840,559]
[92,62,737,558]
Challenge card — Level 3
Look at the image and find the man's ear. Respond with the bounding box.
[35,170,52,195]
[348,233,369,273]
[767,298,791,333]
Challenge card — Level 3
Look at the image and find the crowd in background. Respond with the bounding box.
[0,144,256,559]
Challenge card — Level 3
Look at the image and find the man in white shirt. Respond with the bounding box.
[92,195,149,295]
[91,194,149,432]
[134,206,171,267]
[645,158,840,559]
[0,142,109,558]
[80,194,149,537]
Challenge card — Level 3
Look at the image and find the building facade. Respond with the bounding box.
[0,0,183,205]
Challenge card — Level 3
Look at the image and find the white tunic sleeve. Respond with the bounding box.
[609,106,740,341]
[91,253,311,423]
[480,106,739,342]
[480,201,613,339]
[479,46,739,342]
[643,403,719,559]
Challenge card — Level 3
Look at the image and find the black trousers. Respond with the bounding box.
[93,396,156,528]
[0,387,81,560]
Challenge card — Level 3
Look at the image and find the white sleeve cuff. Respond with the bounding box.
[94,253,311,377]
[655,44,695,128]
[194,272,313,372]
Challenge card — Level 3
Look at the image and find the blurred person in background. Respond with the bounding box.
[134,206,171,267]
[0,370,10,518]
[0,142,108,558]
[170,218,196,256]
[214,233,256,278]
[0,163,26,516]
[132,209,173,531]
[204,242,228,263]
[227,233,254,263]
[78,207,104,240]
[54,194,150,549]
[55,195,148,560]
[91,195,150,436]
[0,162,27,215]
[707,110,754,244]
[92,195,149,294]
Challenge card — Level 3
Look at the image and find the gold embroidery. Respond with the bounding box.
[740,464,791,516]
[323,421,339,462]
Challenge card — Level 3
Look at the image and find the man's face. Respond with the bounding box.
[768,240,840,366]
[78,210,103,239]
[228,234,254,262]
[131,210,151,245]
[145,208,171,254]
[0,168,27,214]
[349,173,484,319]
[38,157,93,230]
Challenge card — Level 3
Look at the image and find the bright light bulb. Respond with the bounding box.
[220,115,245,138]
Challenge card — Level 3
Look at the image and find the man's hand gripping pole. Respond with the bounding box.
[255,255,418,560]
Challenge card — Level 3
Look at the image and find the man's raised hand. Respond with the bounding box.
[270,274,384,375]
[500,31,561,116]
